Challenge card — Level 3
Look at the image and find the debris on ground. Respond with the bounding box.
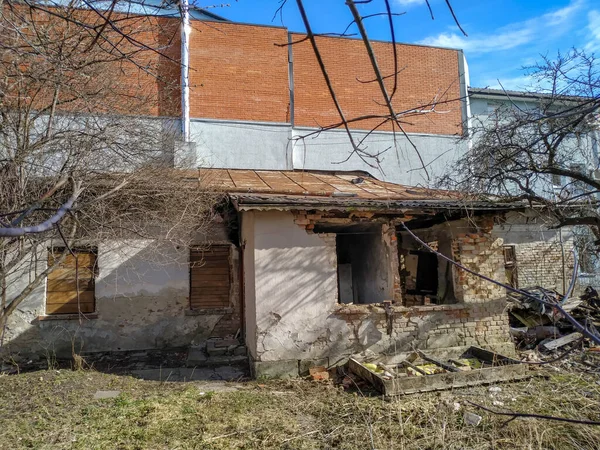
[308,366,329,381]
[348,346,529,397]
[508,285,600,364]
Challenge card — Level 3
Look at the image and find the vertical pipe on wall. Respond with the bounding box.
[180,0,191,142]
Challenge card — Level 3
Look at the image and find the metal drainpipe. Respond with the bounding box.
[180,0,191,142]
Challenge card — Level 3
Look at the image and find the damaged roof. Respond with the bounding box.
[196,169,523,212]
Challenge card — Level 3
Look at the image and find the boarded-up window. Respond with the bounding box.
[46,249,97,315]
[190,245,231,310]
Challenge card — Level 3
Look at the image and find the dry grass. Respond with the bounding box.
[0,368,599,449]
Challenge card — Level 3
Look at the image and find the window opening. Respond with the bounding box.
[334,226,391,304]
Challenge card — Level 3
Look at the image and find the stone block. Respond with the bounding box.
[253,359,298,379]
[94,390,121,399]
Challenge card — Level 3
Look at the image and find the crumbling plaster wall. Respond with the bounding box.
[246,212,514,378]
[3,232,240,360]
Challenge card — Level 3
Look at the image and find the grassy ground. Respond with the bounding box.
[1,368,599,449]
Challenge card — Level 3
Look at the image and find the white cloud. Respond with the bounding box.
[585,10,600,52]
[478,75,534,91]
[418,0,583,53]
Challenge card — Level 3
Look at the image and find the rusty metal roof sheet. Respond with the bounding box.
[193,169,523,212]
[198,168,458,200]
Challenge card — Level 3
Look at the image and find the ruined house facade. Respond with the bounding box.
[470,88,594,293]
[2,9,573,374]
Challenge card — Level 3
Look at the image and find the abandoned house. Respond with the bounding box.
[0,5,585,376]
[4,169,535,376]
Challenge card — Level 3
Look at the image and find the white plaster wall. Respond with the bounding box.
[187,118,466,186]
[3,240,225,359]
[251,211,341,362]
[292,127,467,186]
[191,119,292,170]
[241,212,258,359]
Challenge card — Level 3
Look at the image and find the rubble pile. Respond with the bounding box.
[508,285,600,355]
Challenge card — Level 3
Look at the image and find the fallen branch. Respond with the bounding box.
[467,401,600,426]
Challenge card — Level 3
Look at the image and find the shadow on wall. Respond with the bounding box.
[249,212,514,365]
[2,240,225,363]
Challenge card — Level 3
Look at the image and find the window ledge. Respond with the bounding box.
[185,308,233,316]
[334,303,467,314]
[396,304,467,313]
[38,313,99,321]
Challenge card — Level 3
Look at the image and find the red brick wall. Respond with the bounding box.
[188,22,290,122]
[1,6,181,117]
[291,34,463,135]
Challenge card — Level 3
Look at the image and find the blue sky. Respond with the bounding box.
[211,0,600,90]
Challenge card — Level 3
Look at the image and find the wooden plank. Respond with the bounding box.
[416,350,460,372]
[47,290,95,305]
[47,278,94,292]
[190,294,229,302]
[48,268,95,280]
[191,279,230,286]
[46,302,95,314]
[192,288,229,298]
[190,268,230,275]
[190,249,230,257]
[540,332,582,351]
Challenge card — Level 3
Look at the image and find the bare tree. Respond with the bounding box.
[442,50,600,248]
[285,0,468,177]
[0,2,221,330]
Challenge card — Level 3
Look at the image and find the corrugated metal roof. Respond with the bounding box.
[198,169,458,200]
[193,169,523,212]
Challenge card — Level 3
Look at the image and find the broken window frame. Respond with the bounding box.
[397,231,458,307]
[331,224,393,305]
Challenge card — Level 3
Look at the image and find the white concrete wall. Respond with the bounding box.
[249,211,340,362]
[188,118,467,186]
[3,240,227,359]
[292,127,466,186]
[191,119,292,170]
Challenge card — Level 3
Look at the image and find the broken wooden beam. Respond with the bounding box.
[540,332,582,351]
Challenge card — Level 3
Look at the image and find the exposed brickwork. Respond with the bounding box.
[6,7,465,133]
[291,34,463,134]
[188,22,290,123]
[1,6,181,117]
[335,299,512,354]
[514,240,575,292]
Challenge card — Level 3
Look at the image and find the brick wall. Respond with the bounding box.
[188,22,290,123]
[514,240,575,292]
[291,34,463,134]
[334,223,513,355]
[1,6,181,117]
[5,7,464,133]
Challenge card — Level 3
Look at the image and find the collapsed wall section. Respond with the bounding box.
[246,211,513,378]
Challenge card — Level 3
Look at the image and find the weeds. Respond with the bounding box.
[0,369,599,449]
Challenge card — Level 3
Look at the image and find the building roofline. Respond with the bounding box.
[468,87,586,103]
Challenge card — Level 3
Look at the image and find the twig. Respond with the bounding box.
[281,429,319,443]
[205,427,262,442]
[467,401,600,426]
